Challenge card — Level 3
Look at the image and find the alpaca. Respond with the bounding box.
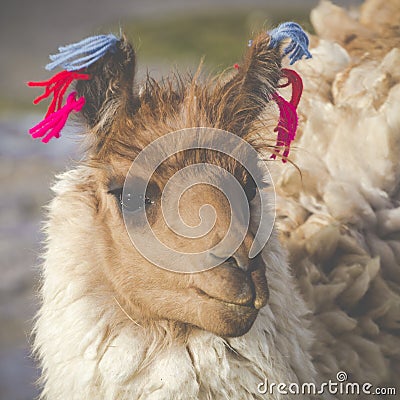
[32,1,399,399]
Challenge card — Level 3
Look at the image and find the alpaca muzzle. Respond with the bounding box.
[191,254,269,311]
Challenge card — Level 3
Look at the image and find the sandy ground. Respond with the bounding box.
[0,1,364,398]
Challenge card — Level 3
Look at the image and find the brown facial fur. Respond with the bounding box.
[73,31,283,337]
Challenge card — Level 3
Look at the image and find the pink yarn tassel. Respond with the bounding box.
[29,92,85,143]
[278,68,303,108]
[270,93,298,162]
[28,70,90,117]
[271,68,303,162]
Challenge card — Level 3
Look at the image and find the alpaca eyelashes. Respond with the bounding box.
[109,188,154,213]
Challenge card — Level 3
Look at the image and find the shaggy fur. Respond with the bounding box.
[35,168,314,399]
[34,1,400,399]
[271,0,400,396]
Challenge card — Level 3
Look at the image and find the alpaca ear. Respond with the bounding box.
[216,23,311,137]
[215,31,283,136]
[74,35,138,129]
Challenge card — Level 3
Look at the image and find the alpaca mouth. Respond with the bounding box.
[192,258,269,311]
[189,262,268,337]
[194,287,256,309]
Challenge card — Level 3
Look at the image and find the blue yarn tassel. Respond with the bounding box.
[268,22,312,65]
[46,34,119,71]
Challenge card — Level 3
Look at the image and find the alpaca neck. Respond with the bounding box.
[36,246,315,400]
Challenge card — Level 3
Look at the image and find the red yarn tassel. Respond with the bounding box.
[29,92,85,143]
[271,68,303,162]
[28,70,90,117]
[278,68,303,107]
[270,93,298,162]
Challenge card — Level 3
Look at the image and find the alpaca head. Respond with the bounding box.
[70,32,285,338]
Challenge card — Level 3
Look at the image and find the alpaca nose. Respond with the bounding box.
[209,232,254,271]
[225,255,248,271]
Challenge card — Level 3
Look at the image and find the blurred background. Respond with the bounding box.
[0,1,363,399]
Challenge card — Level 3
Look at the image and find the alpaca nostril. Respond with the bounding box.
[226,257,237,265]
[227,255,249,271]
[210,253,250,271]
[209,243,251,271]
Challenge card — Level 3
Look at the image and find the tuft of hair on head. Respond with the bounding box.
[72,30,285,159]
[71,24,310,161]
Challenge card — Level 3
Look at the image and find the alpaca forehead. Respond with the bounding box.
[92,74,267,185]
[91,70,279,168]
[106,147,263,190]
[157,148,258,179]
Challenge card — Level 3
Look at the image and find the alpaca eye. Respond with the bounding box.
[122,192,154,212]
[244,175,257,202]
[243,175,269,202]
[109,188,154,213]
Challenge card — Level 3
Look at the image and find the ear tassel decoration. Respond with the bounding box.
[266,22,311,162]
[29,92,85,143]
[28,70,90,118]
[268,22,312,65]
[28,34,119,143]
[277,68,303,108]
[46,34,118,71]
[270,68,303,162]
[270,93,297,161]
